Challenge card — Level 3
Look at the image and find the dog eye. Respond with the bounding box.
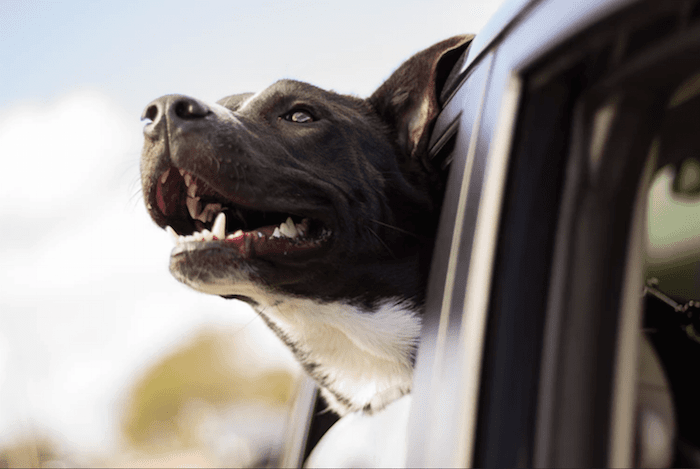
[285,110,315,123]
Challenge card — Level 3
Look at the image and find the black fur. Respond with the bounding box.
[139,36,474,416]
[141,36,473,309]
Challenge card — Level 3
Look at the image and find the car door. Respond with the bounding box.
[408,0,700,466]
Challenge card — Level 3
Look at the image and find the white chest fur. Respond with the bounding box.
[255,296,421,415]
[178,270,421,415]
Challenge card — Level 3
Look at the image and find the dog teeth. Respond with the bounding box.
[159,168,171,185]
[186,196,202,219]
[166,211,316,247]
[225,230,243,240]
[279,217,298,238]
[212,212,226,239]
[196,203,222,223]
[184,173,192,187]
[187,181,198,198]
[271,217,305,239]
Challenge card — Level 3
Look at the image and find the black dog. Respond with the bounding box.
[140,35,473,416]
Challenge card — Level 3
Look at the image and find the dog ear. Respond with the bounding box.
[369,35,474,165]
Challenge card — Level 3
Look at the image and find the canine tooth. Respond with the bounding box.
[212,212,226,239]
[186,197,201,219]
[184,173,192,186]
[160,168,170,185]
[187,182,198,198]
[272,227,282,238]
[166,226,179,243]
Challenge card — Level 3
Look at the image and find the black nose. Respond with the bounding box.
[141,95,210,138]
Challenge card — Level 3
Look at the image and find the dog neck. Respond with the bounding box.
[171,257,423,415]
[253,295,421,415]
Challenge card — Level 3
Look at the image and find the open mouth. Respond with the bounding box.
[153,167,331,259]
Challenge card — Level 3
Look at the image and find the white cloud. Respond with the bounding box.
[0,92,296,452]
[0,89,140,218]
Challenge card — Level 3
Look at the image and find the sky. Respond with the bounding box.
[0,0,506,457]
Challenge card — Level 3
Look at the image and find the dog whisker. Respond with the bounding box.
[127,187,144,210]
[366,226,397,259]
[366,218,425,240]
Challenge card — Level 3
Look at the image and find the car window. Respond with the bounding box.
[411,0,700,467]
[469,1,700,466]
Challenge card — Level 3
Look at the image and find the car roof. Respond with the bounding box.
[464,0,638,72]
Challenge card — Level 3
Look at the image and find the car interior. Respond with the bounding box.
[641,69,700,466]
[499,2,700,465]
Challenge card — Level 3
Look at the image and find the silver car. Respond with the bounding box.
[285,0,700,466]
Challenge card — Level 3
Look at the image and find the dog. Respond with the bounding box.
[140,35,473,417]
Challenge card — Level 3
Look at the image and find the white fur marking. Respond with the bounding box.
[178,270,421,415]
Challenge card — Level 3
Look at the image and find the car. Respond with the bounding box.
[280,0,700,466]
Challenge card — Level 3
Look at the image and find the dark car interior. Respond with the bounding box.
[642,71,700,466]
[464,0,700,466]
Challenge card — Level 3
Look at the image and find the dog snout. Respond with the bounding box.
[141,95,211,139]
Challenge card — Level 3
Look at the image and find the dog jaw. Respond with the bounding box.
[183,268,421,416]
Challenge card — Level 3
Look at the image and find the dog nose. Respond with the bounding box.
[141,95,210,138]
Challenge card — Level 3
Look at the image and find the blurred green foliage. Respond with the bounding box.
[121,329,294,448]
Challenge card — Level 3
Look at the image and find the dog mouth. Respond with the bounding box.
[152,167,332,260]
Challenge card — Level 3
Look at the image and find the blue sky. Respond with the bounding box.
[0,0,505,458]
[1,0,502,110]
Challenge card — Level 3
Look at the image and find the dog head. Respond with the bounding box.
[140,35,473,310]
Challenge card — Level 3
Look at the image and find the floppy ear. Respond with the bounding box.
[368,35,474,165]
